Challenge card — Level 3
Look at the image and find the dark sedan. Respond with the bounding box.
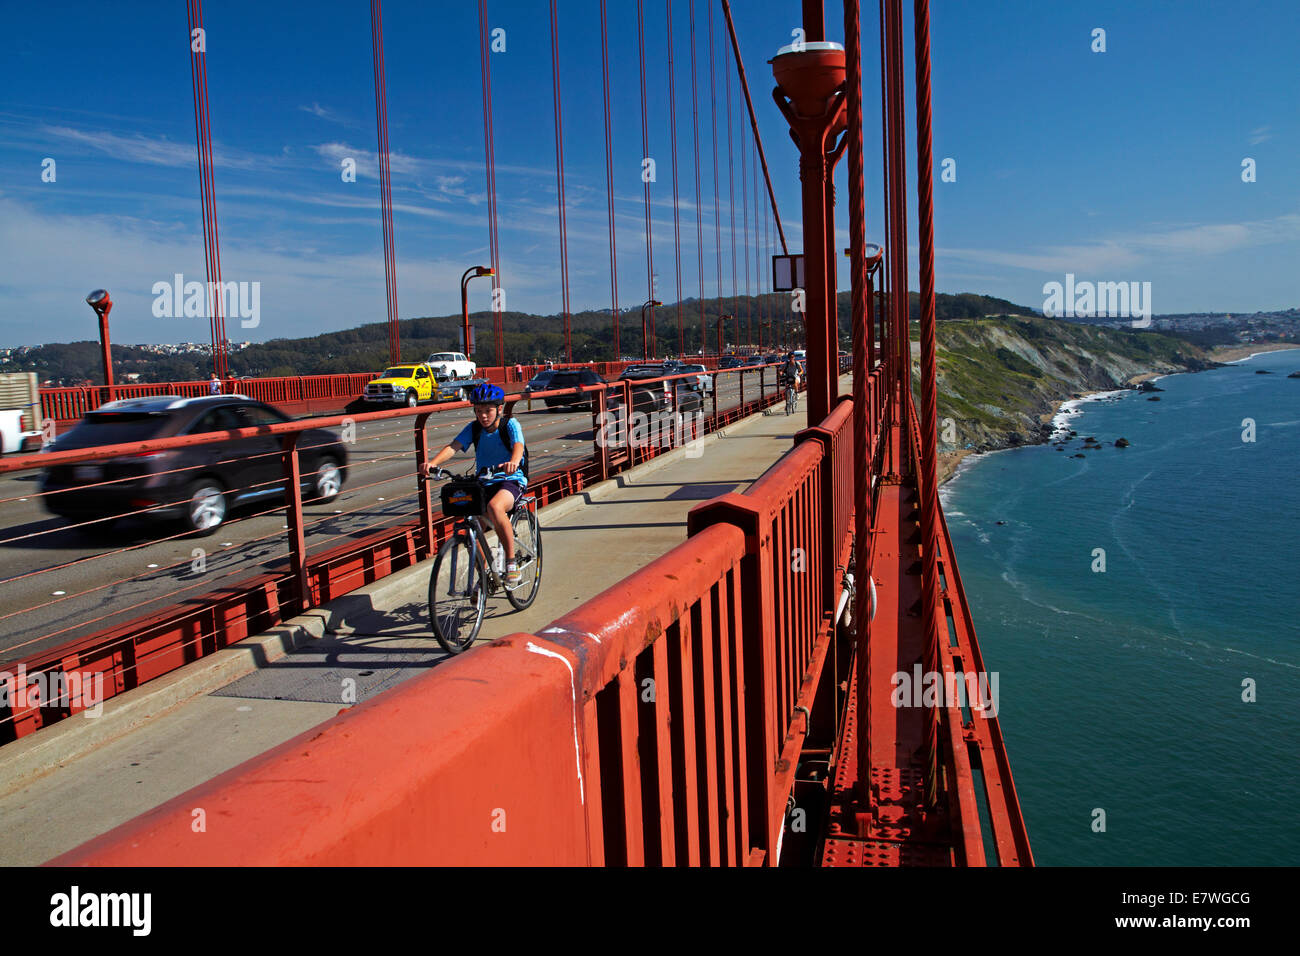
[40,395,348,535]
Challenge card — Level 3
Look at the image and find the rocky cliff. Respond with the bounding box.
[926,317,1217,461]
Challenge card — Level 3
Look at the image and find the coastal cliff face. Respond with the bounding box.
[927,317,1214,456]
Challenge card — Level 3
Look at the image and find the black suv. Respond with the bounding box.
[40,395,349,535]
[612,364,703,413]
[542,369,606,408]
[523,369,558,395]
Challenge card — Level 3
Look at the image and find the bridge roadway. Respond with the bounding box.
[0,381,839,865]
[0,373,762,662]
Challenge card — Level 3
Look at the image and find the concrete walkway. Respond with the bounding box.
[0,390,832,865]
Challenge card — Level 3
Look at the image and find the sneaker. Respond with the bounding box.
[505,563,521,587]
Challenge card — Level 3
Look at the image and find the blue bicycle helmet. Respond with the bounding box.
[469,382,506,405]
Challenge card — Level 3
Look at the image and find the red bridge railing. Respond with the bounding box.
[55,383,859,866]
[37,358,745,426]
[1,365,788,744]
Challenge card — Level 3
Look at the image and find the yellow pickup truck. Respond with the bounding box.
[362,364,439,407]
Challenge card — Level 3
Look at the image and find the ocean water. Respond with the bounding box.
[941,349,1300,866]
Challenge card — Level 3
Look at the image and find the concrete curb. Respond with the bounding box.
[0,617,326,797]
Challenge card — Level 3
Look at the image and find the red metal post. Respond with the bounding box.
[415,413,435,553]
[280,434,309,614]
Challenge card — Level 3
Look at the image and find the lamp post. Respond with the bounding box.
[460,265,494,362]
[641,299,662,362]
[718,313,733,359]
[85,289,115,400]
[772,35,847,425]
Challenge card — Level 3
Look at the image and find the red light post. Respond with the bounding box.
[85,289,115,401]
[460,265,494,361]
[641,299,662,362]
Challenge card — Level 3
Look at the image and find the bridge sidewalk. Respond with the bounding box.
[0,393,822,865]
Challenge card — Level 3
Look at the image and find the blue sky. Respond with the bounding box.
[1,0,1296,347]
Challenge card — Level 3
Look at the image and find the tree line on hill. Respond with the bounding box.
[13,290,1039,385]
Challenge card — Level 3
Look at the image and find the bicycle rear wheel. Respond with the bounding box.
[506,506,543,610]
[428,533,487,654]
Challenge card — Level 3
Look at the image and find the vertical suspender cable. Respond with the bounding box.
[913,0,941,812]
[370,0,400,364]
[598,0,618,358]
[724,42,738,349]
[878,0,891,395]
[667,0,684,359]
[689,1,708,357]
[844,0,876,809]
[708,2,724,351]
[600,0,621,360]
[740,109,750,350]
[479,0,503,368]
[186,0,227,379]
[887,0,910,428]
[549,0,572,363]
[637,0,656,358]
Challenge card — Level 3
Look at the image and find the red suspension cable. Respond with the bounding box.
[689,0,708,356]
[637,0,656,358]
[667,0,684,359]
[478,0,503,367]
[913,0,942,812]
[186,0,227,379]
[370,0,400,365]
[720,0,787,255]
[725,36,738,348]
[600,0,621,360]
[708,1,724,352]
[549,0,572,363]
[740,108,750,349]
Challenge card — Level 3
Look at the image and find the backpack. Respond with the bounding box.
[470,414,529,479]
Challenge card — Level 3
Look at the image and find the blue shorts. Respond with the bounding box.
[483,480,523,510]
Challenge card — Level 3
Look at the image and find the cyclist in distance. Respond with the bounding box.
[780,353,802,391]
[424,382,527,586]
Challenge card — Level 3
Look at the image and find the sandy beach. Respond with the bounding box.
[1208,342,1300,363]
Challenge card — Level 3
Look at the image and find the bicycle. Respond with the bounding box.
[783,376,799,415]
[425,465,543,654]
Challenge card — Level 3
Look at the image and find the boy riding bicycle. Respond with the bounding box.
[424,383,527,586]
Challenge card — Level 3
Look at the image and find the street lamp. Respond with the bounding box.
[641,299,661,362]
[85,289,114,398]
[460,265,494,361]
[718,313,734,359]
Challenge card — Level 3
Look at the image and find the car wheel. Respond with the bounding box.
[184,478,227,536]
[311,456,343,502]
[405,390,418,408]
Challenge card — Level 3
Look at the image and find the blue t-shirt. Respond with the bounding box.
[454,417,526,487]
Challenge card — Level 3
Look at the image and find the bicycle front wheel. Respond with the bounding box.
[428,533,487,654]
[506,506,543,610]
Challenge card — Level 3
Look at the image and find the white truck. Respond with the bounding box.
[425,352,476,381]
[0,372,43,454]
